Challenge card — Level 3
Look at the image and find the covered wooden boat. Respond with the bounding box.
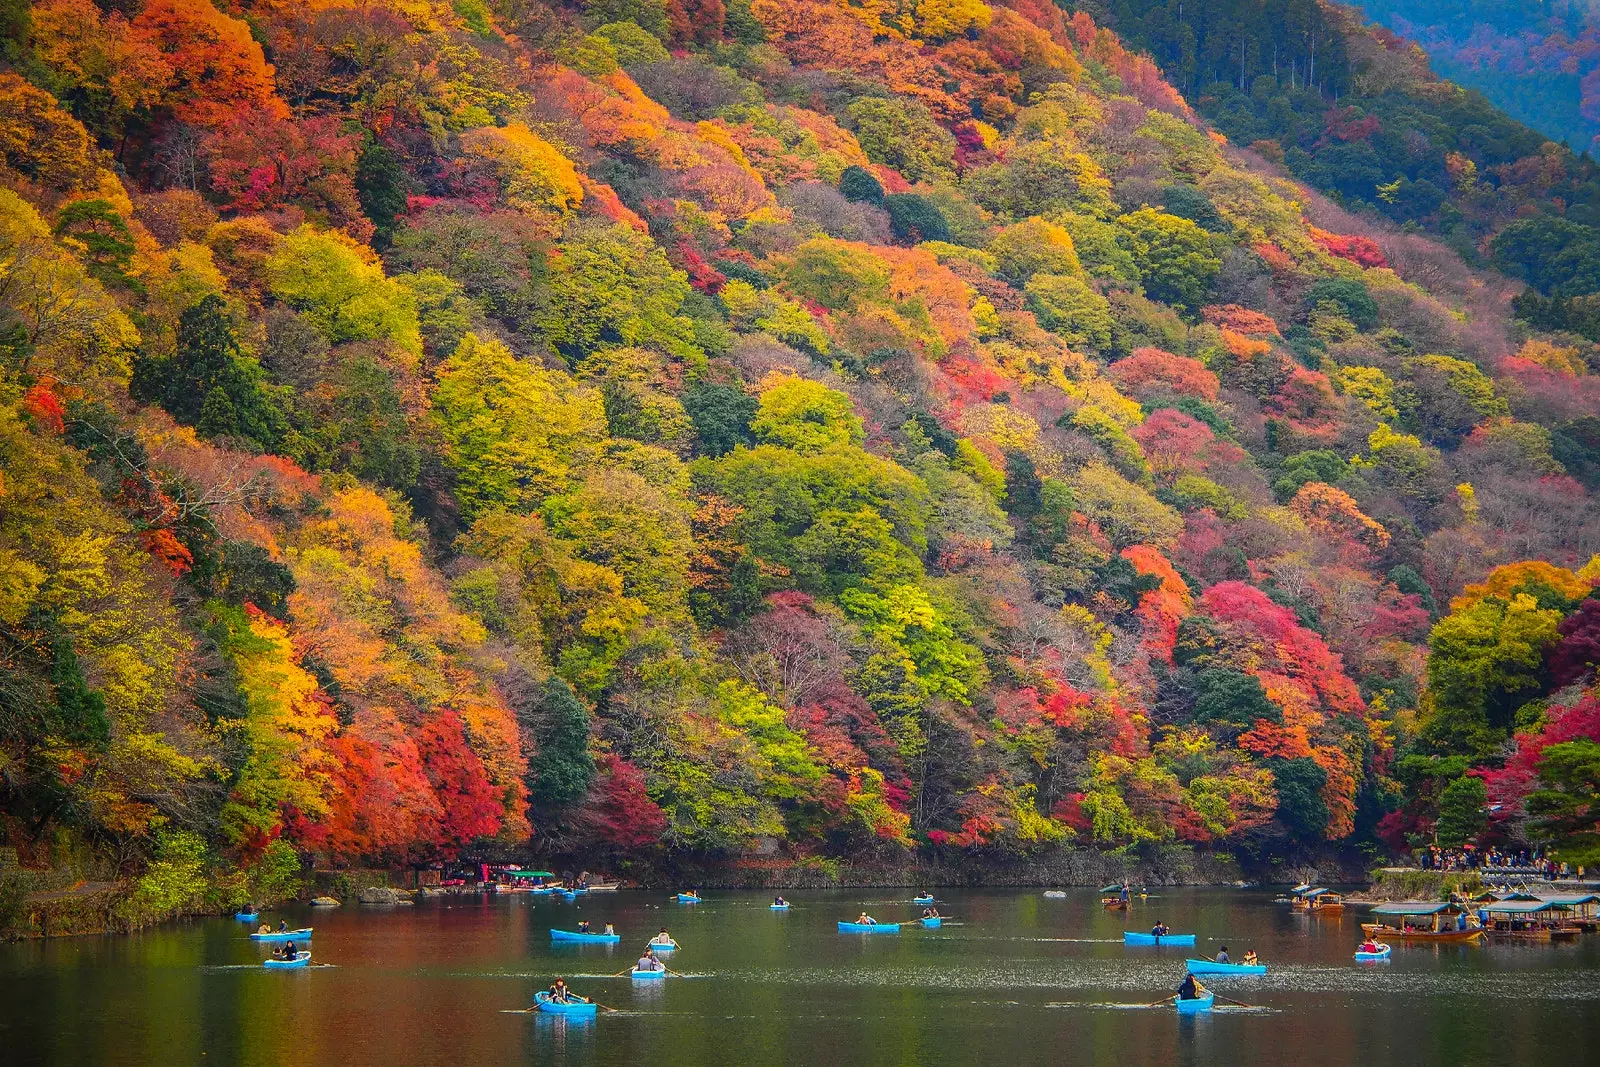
[550,929,621,944]
[838,921,900,933]
[251,928,313,941]
[1175,992,1214,1014]
[1185,958,1266,975]
[1125,931,1196,946]
[1363,902,1483,942]
[263,951,311,968]
[534,992,596,1017]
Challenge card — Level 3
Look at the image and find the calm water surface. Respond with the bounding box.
[2,887,1597,1067]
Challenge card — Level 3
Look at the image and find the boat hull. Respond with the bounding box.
[770,904,789,910]
[263,952,311,968]
[838,922,900,933]
[630,969,666,979]
[235,912,259,923]
[535,993,596,1017]
[920,917,942,928]
[647,941,677,952]
[550,929,621,944]
[250,929,313,942]
[1361,924,1483,943]
[1184,959,1266,975]
[1354,945,1392,961]
[675,895,701,904]
[1175,992,1214,1014]
[1125,932,1196,946]
[912,897,935,906]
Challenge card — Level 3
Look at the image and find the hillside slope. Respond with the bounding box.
[1,0,1597,919]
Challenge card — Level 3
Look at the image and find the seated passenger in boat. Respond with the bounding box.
[603,923,615,936]
[1151,921,1170,937]
[637,951,662,972]
[857,912,877,925]
[577,920,591,933]
[1361,939,1380,953]
[1177,973,1204,1000]
[1242,950,1258,965]
[774,896,787,906]
[1215,946,1230,963]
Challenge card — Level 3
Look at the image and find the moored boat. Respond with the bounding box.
[1124,931,1196,946]
[263,951,311,968]
[1184,958,1266,975]
[838,921,900,934]
[534,992,597,1017]
[1175,992,1214,1014]
[251,928,313,941]
[550,929,621,944]
[1364,901,1484,943]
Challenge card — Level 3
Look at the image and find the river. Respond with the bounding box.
[2,887,1596,1066]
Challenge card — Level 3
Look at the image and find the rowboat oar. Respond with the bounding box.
[607,968,632,977]
[1209,992,1255,1009]
[1145,993,1179,1008]
[664,967,687,977]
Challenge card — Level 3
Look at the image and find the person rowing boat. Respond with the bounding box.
[1177,972,1207,1001]
[921,906,941,919]
[649,928,678,949]
[1151,921,1170,938]
[544,978,588,1005]
[635,949,664,973]
[1215,945,1230,963]
[856,912,878,925]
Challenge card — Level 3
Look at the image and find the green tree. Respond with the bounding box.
[355,144,410,249]
[750,377,863,453]
[430,333,606,518]
[53,199,135,286]
[684,382,757,456]
[1422,593,1564,756]
[130,294,287,451]
[1527,740,1600,865]
[536,220,698,360]
[1268,756,1330,841]
[525,678,597,808]
[989,217,1082,285]
[838,164,885,205]
[1024,273,1113,351]
[1117,208,1222,309]
[845,97,957,183]
[883,194,950,244]
[1192,668,1281,739]
[1433,774,1487,848]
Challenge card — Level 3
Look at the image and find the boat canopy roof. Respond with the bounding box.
[1482,900,1563,914]
[505,870,556,878]
[1539,893,1600,905]
[1291,883,1314,893]
[1303,887,1333,898]
[1373,901,1458,916]
[1099,884,1126,893]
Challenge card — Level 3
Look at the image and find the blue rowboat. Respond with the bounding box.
[1175,992,1214,1014]
[675,894,701,903]
[561,891,583,901]
[534,992,597,1017]
[770,903,790,910]
[263,951,311,968]
[235,912,259,922]
[920,916,943,928]
[647,940,677,951]
[251,928,313,941]
[912,895,935,905]
[550,929,621,944]
[1354,944,1392,961]
[1185,959,1266,975]
[1124,931,1195,946]
[837,921,900,934]
[630,968,666,979]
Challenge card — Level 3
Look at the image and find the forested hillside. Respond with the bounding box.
[1,0,1598,923]
[1355,1,1600,155]
[1078,0,1600,341]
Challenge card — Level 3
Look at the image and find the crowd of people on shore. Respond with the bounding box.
[1417,847,1585,879]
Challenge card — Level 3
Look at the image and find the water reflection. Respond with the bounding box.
[2,888,1597,1066]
